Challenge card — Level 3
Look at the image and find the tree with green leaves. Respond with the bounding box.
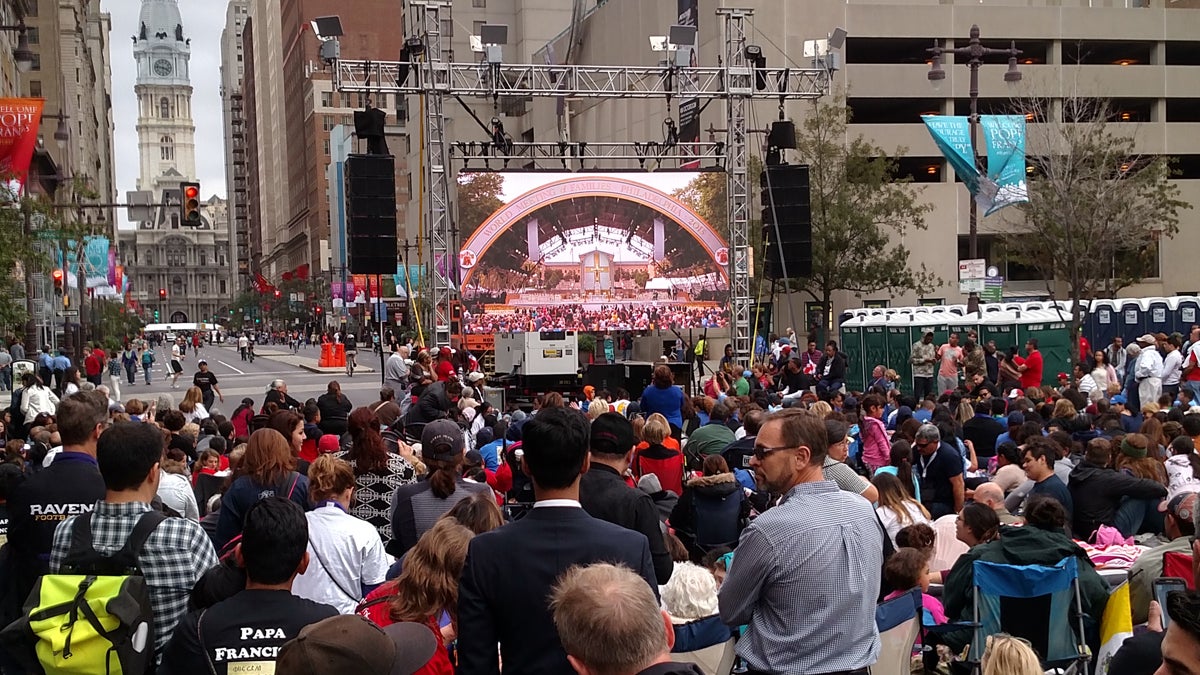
[1000,95,1190,353]
[456,172,505,241]
[789,99,938,337]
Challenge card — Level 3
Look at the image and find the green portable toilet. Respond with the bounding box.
[1018,310,1072,386]
[840,315,866,392]
[980,311,1021,355]
[948,315,981,347]
[885,314,915,392]
[860,314,888,393]
[907,313,949,392]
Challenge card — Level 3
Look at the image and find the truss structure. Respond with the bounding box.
[333,1,831,358]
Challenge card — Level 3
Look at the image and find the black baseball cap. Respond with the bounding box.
[590,412,635,457]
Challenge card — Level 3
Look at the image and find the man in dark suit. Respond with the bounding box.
[457,406,657,675]
[579,412,673,585]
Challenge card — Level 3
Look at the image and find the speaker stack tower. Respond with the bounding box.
[760,163,812,280]
[345,154,398,275]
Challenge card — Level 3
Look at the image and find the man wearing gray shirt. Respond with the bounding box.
[384,344,410,397]
[719,410,883,675]
[910,331,936,400]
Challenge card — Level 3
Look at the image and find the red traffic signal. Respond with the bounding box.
[274,290,282,298]
[159,288,167,299]
[51,269,64,295]
[180,182,202,226]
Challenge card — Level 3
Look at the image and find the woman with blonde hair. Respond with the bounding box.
[359,518,475,674]
[178,386,210,424]
[809,400,833,419]
[215,427,310,550]
[981,634,1042,675]
[292,455,391,613]
[632,412,686,495]
[1051,397,1077,422]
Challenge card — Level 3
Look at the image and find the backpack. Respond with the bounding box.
[0,510,166,675]
[141,351,153,366]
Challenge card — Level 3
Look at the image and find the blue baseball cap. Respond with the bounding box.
[1110,394,1128,405]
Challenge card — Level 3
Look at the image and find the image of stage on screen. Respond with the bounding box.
[457,173,731,333]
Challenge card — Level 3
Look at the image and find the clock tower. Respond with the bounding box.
[133,0,196,193]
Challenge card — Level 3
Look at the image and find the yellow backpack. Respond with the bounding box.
[1,510,165,674]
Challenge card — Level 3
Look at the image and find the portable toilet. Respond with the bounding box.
[1023,301,1046,312]
[1003,302,1025,313]
[948,316,981,354]
[1144,297,1173,337]
[1088,299,1120,353]
[885,314,915,391]
[1119,299,1146,343]
[839,315,867,392]
[1174,296,1200,336]
[858,314,888,393]
[981,311,1021,355]
[1018,310,1072,386]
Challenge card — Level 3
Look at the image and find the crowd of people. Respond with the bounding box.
[462,303,730,334]
[0,326,1199,675]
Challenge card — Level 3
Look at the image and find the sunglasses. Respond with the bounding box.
[752,444,802,461]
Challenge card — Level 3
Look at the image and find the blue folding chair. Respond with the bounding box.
[874,588,922,675]
[966,557,1091,672]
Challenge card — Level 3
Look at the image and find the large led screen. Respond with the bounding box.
[457,172,730,333]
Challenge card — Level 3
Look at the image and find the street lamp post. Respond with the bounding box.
[927,25,1022,313]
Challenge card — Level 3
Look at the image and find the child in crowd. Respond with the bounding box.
[883,547,947,626]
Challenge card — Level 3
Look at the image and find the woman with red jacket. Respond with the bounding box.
[230,397,255,440]
[632,413,686,495]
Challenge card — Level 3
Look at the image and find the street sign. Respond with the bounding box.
[35,229,62,241]
[981,276,1004,302]
[62,309,80,318]
[958,258,986,281]
[958,278,985,294]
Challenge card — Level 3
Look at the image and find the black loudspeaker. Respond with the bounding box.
[346,154,397,275]
[760,163,812,279]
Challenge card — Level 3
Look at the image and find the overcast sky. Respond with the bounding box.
[102,0,228,230]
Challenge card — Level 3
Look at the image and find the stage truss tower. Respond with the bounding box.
[332,2,831,358]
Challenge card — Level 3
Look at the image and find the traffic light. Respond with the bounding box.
[154,309,160,320]
[180,182,201,226]
[159,288,167,300]
[51,269,64,295]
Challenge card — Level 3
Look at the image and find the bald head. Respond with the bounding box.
[973,482,1005,510]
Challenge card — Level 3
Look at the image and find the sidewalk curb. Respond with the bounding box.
[298,364,376,374]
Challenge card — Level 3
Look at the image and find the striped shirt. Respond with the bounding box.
[50,501,219,654]
[719,480,883,675]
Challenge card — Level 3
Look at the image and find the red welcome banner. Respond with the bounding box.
[0,98,45,193]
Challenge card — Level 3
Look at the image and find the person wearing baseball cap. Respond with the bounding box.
[1126,490,1199,625]
[434,346,456,382]
[1133,333,1165,408]
[276,615,437,675]
[387,418,491,557]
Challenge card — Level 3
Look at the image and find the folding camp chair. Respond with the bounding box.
[1162,551,1196,589]
[874,588,922,675]
[965,557,1091,673]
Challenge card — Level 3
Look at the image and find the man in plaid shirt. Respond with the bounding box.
[50,421,219,656]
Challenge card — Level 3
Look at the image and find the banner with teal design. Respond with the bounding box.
[979,115,1029,216]
[83,236,110,289]
[922,115,980,195]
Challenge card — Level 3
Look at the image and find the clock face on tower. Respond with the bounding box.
[153,59,172,76]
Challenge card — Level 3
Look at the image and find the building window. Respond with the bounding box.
[28,80,40,97]
[220,280,227,295]
[202,281,209,294]
[160,135,174,161]
[321,91,332,108]
[473,0,486,6]
[473,21,485,37]
[200,251,207,266]
[166,242,186,267]
[144,249,154,265]
[160,97,170,118]
[323,138,329,155]
[26,27,38,45]
[29,53,39,71]
[172,276,183,295]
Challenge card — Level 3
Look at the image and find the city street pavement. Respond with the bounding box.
[0,344,393,417]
